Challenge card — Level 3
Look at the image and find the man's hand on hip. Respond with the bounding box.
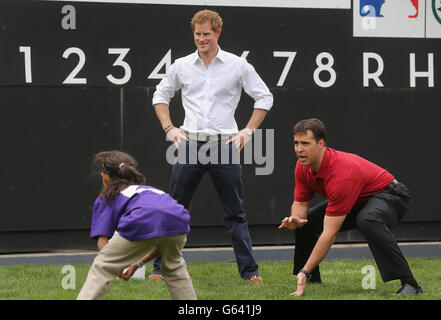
[226,129,252,152]
[166,127,188,148]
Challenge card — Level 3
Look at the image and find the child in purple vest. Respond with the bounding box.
[77,151,196,300]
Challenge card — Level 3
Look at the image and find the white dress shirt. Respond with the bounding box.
[152,47,273,135]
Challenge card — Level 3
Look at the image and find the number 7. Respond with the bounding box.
[273,51,297,87]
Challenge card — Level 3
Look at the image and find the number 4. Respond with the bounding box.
[148,49,171,80]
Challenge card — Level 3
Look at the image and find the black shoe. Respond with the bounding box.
[396,284,423,295]
[307,278,322,284]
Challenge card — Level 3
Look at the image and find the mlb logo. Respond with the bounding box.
[359,0,419,17]
[354,0,425,37]
[426,0,441,37]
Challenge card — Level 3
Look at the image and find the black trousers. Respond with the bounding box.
[293,181,415,282]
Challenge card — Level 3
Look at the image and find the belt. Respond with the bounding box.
[183,130,234,142]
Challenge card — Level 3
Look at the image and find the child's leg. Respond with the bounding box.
[158,235,197,300]
[77,233,153,300]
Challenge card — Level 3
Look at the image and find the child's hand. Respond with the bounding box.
[119,264,138,281]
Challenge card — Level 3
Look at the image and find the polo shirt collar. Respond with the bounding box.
[308,147,330,179]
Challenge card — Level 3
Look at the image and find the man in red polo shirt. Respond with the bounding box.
[279,118,422,296]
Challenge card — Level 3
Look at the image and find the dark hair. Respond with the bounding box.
[92,151,146,203]
[293,118,327,143]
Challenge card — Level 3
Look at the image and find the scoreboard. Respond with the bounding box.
[1,0,440,252]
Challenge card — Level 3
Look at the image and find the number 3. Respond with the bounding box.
[107,48,132,85]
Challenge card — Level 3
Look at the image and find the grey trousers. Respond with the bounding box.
[77,233,197,300]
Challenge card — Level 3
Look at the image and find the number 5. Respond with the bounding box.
[107,48,132,85]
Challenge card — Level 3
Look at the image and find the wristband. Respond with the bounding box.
[243,128,253,136]
[299,268,311,279]
[136,260,145,268]
[164,124,174,134]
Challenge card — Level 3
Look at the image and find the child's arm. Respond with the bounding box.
[137,247,161,265]
[97,236,109,251]
[119,247,160,280]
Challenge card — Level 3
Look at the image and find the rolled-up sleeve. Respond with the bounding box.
[152,62,181,107]
[241,60,273,111]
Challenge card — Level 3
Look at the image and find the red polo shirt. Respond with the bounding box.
[294,148,394,216]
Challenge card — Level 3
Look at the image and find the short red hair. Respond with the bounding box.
[191,9,223,32]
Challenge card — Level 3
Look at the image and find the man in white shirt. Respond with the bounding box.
[151,9,273,284]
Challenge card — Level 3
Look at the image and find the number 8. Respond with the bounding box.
[313,52,336,88]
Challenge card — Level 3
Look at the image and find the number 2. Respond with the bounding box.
[62,47,87,84]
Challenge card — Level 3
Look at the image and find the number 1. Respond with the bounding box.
[19,46,32,83]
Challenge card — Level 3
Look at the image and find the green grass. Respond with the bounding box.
[0,258,440,300]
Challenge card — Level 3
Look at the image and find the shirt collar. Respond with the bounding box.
[216,47,226,62]
[308,147,330,179]
[192,46,225,64]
